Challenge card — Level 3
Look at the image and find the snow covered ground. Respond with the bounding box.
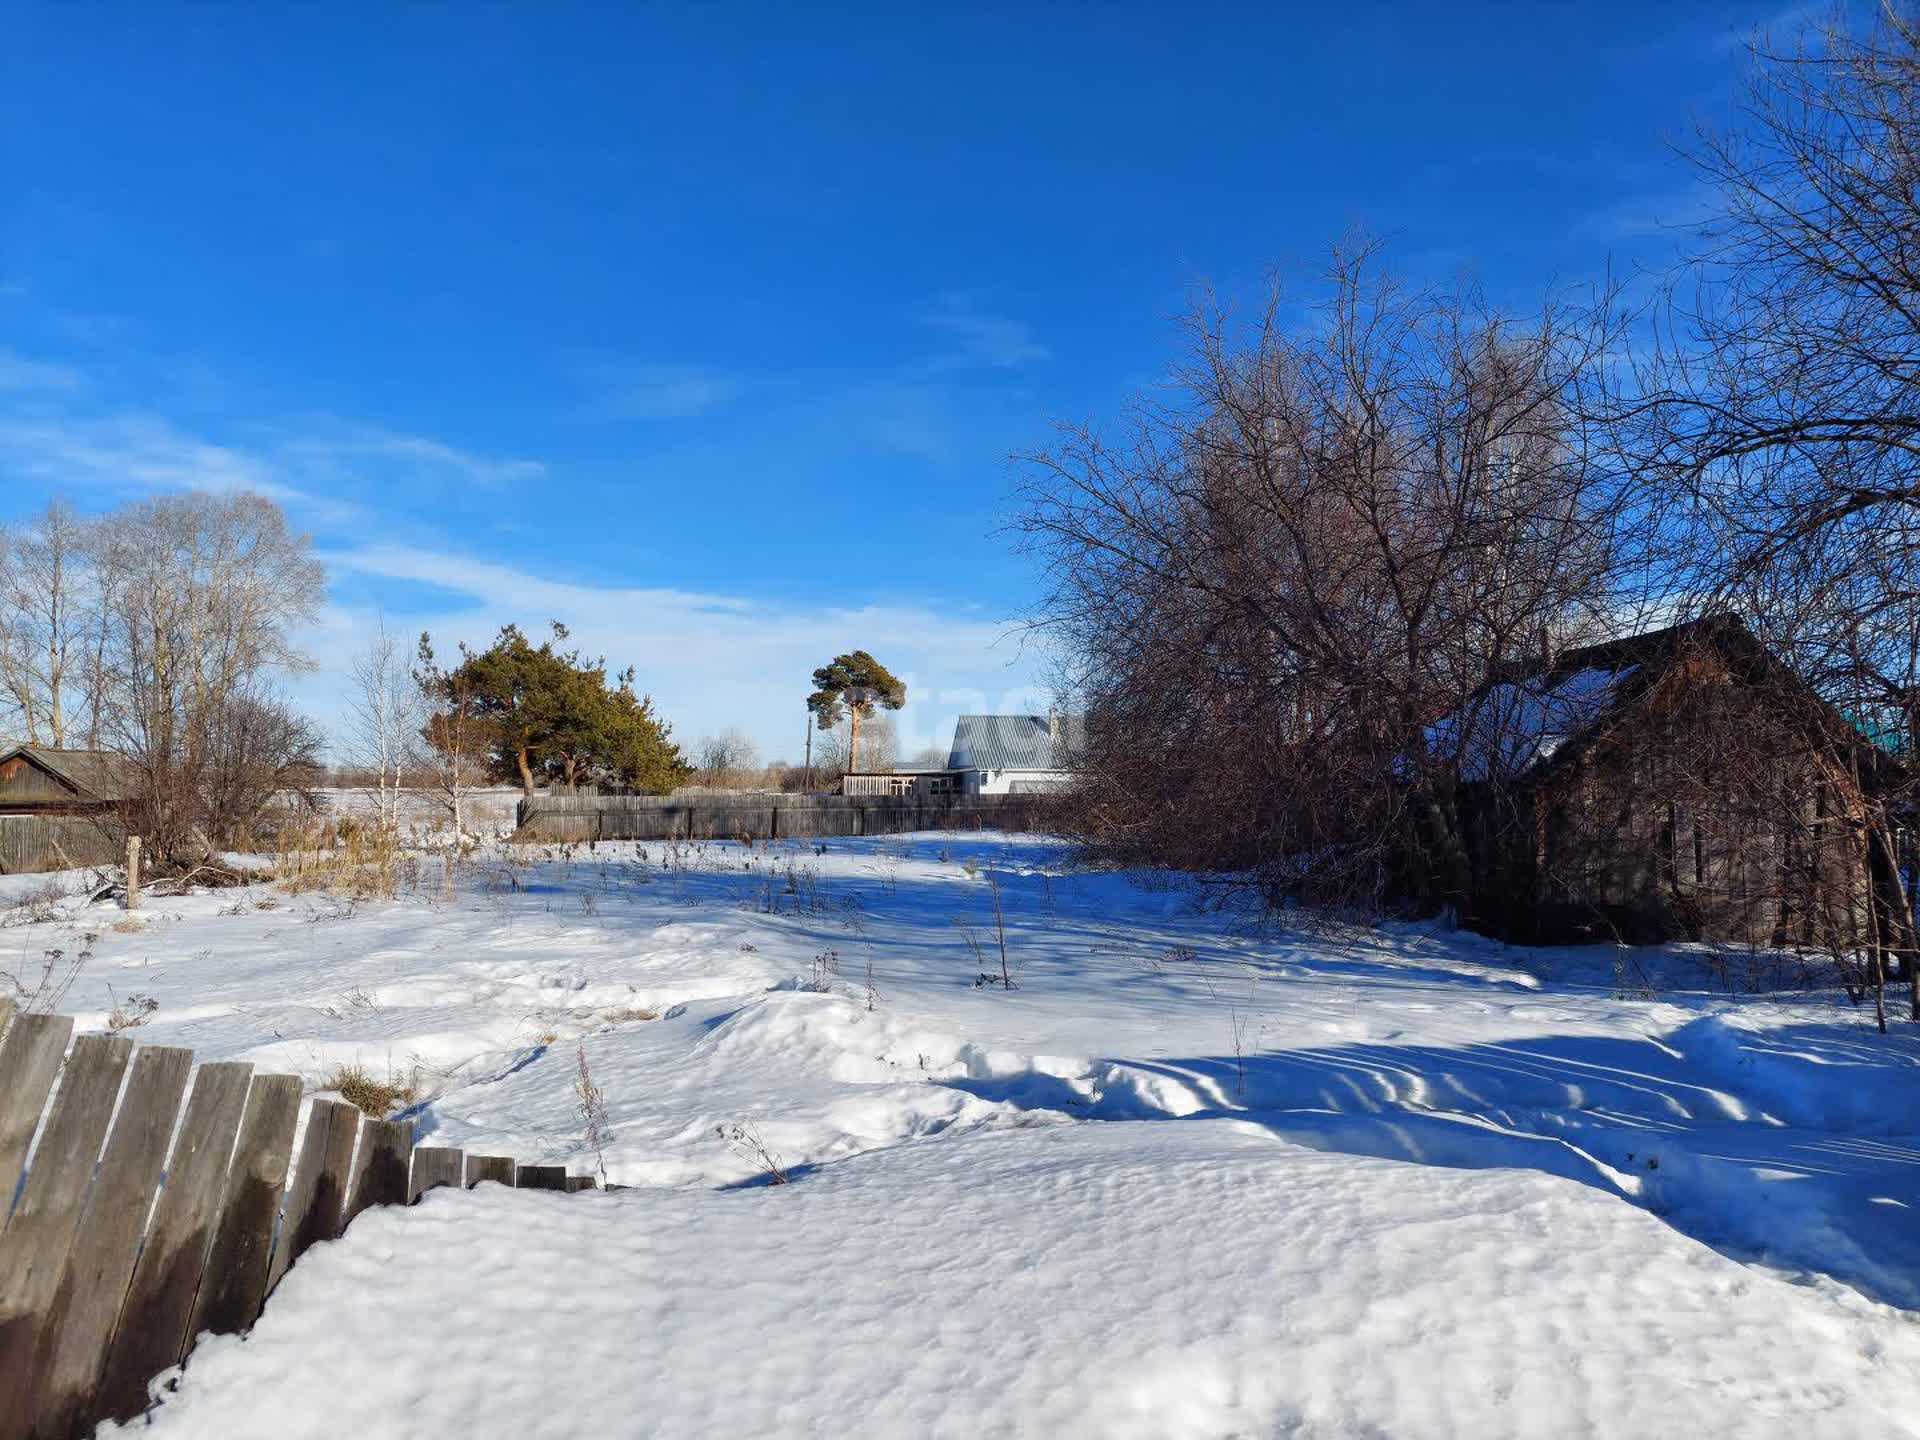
[9,834,1920,1437]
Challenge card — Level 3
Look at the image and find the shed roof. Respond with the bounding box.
[0,746,130,801]
[946,714,1081,772]
[1428,615,1898,787]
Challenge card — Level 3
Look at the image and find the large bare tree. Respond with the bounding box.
[346,615,422,831]
[94,492,326,860]
[0,500,108,748]
[1613,3,1920,1007]
[1018,241,1628,915]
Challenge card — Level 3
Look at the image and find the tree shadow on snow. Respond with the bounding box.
[941,1018,1920,1310]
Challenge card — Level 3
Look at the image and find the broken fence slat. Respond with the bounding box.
[0,1033,135,1440]
[0,1012,77,1222]
[344,1118,413,1223]
[466,1155,515,1187]
[515,1164,567,1192]
[408,1146,464,1202]
[267,1099,360,1297]
[94,1059,252,1428]
[188,1073,303,1343]
[25,1044,193,1440]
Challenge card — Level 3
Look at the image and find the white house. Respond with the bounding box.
[945,712,1080,796]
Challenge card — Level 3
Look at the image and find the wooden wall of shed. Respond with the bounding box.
[1460,653,1878,947]
[0,755,80,806]
[0,814,122,873]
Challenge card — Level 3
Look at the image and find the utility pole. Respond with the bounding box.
[803,705,814,792]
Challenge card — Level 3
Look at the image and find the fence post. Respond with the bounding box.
[124,836,140,911]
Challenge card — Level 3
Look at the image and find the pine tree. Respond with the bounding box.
[806,651,907,773]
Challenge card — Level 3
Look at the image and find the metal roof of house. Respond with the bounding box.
[0,746,130,801]
[946,714,1081,772]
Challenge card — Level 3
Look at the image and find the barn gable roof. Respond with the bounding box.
[0,746,130,802]
[1428,615,1885,787]
[946,714,1082,772]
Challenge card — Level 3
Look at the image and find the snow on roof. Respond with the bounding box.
[1426,666,1639,782]
[946,714,1081,772]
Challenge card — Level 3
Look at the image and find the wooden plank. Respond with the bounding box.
[0,1033,133,1440]
[516,1164,566,1192]
[24,1044,192,1440]
[187,1073,302,1342]
[266,1099,359,1297]
[564,1174,598,1192]
[408,1146,464,1202]
[0,1012,76,1221]
[343,1118,412,1224]
[0,995,14,1033]
[466,1154,515,1187]
[94,1060,251,1427]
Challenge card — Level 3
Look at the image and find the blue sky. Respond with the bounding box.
[0,2,1794,759]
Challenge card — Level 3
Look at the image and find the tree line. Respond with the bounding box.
[0,494,692,862]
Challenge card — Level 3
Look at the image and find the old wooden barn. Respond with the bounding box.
[1431,617,1913,952]
[0,746,128,873]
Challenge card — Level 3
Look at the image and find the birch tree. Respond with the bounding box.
[347,615,420,831]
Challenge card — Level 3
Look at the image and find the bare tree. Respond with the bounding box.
[1017,240,1628,917]
[696,727,761,787]
[0,500,107,747]
[414,632,484,838]
[346,615,421,831]
[1616,3,1920,1007]
[94,492,326,861]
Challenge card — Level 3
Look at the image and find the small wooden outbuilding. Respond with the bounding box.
[1432,618,1912,950]
[0,745,129,873]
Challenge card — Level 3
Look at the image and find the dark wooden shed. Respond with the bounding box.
[1437,618,1911,951]
[0,746,129,873]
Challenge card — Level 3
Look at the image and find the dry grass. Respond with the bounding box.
[273,819,421,901]
[105,988,160,1032]
[323,1061,419,1118]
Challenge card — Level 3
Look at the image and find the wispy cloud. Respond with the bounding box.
[1576,182,1719,242]
[585,363,744,420]
[277,424,548,489]
[919,294,1051,371]
[0,348,84,392]
[0,412,306,502]
[306,542,1048,758]
[0,350,550,522]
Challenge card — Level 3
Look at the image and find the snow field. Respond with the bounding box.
[5,832,1916,1436]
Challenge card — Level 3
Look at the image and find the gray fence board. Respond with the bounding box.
[515,792,1054,843]
[0,1012,76,1221]
[0,1033,134,1438]
[268,1098,360,1297]
[96,1059,252,1425]
[25,1044,193,1440]
[1,1014,608,1434]
[188,1073,302,1342]
[0,813,122,874]
[515,1164,566,1191]
[466,1154,516,1187]
[408,1146,464,1202]
[345,1118,413,1221]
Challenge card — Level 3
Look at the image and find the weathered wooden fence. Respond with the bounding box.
[0,1000,599,1440]
[516,791,1057,843]
[0,815,120,876]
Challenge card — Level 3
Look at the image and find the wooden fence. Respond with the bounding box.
[516,791,1058,843]
[0,815,121,876]
[0,1000,599,1440]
